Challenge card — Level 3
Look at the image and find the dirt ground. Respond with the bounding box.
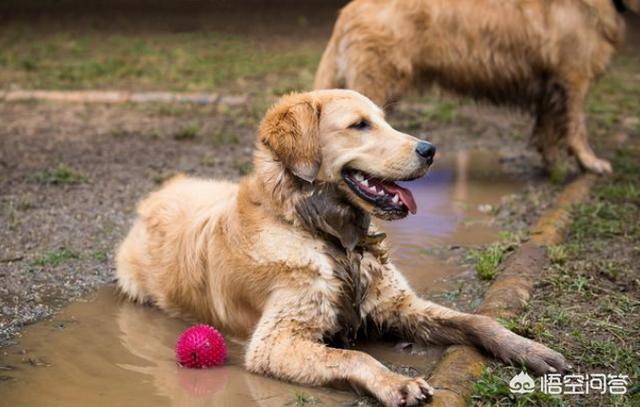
[1,3,639,407]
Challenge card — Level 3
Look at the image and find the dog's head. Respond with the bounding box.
[258,90,435,222]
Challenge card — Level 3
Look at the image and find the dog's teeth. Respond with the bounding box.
[392,194,399,204]
[362,179,369,187]
[354,173,364,181]
[377,189,385,196]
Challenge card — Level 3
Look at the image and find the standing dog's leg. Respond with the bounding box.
[364,265,569,375]
[564,77,612,174]
[245,289,433,407]
[533,82,566,171]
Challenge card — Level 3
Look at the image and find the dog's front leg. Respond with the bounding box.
[365,265,569,375]
[245,288,433,407]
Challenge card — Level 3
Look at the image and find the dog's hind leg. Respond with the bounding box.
[364,265,569,376]
[245,289,433,407]
[532,83,566,171]
[564,77,612,174]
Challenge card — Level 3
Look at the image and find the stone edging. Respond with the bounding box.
[0,90,248,106]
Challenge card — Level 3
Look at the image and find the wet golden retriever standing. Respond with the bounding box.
[315,0,640,174]
[116,90,568,407]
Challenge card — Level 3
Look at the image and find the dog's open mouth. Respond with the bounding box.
[342,169,417,215]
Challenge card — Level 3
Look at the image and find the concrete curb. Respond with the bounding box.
[0,90,249,106]
[427,174,597,407]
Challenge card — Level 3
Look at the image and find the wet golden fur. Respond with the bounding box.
[315,0,640,174]
[117,90,568,407]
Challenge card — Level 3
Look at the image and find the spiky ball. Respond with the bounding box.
[175,324,227,368]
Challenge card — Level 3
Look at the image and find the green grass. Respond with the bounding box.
[93,250,108,262]
[547,245,568,265]
[32,248,79,267]
[211,127,239,146]
[173,122,200,140]
[27,164,87,185]
[424,99,459,123]
[470,243,508,281]
[234,160,253,176]
[0,27,321,93]
[287,392,320,406]
[548,163,568,185]
[472,367,566,407]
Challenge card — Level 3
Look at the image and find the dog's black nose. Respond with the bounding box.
[416,141,436,163]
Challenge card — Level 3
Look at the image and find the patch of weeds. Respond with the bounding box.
[93,250,108,262]
[497,316,535,339]
[425,100,458,123]
[234,160,253,176]
[152,171,177,185]
[497,230,525,247]
[541,305,572,328]
[27,164,87,185]
[16,195,34,211]
[548,245,568,265]
[596,183,640,203]
[173,122,200,140]
[571,202,626,240]
[3,202,20,231]
[574,336,637,372]
[286,392,320,406]
[211,127,238,146]
[32,248,79,267]
[200,154,220,167]
[110,128,128,139]
[471,367,565,406]
[548,163,568,185]
[470,243,507,281]
[570,274,590,295]
[149,129,162,140]
[511,130,525,141]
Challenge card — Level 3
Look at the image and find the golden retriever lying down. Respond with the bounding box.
[315,0,640,174]
[116,90,568,407]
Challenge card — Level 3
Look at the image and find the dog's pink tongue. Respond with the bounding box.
[385,183,417,214]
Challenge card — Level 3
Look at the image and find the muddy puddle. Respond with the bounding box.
[0,150,524,407]
[383,149,523,293]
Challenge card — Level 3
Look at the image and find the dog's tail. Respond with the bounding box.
[314,26,342,90]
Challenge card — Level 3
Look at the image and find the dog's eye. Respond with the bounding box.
[349,120,370,130]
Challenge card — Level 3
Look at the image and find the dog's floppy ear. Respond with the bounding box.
[259,94,321,183]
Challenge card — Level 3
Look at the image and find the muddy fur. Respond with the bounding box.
[116,90,568,407]
[315,0,640,174]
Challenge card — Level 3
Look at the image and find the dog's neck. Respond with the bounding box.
[613,0,627,13]
[293,182,371,251]
[252,146,371,250]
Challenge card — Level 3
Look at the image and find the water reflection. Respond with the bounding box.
[381,150,521,291]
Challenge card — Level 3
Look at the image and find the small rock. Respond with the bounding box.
[478,204,493,213]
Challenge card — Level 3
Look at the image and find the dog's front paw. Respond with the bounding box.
[501,335,570,376]
[375,374,433,407]
[579,156,612,174]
